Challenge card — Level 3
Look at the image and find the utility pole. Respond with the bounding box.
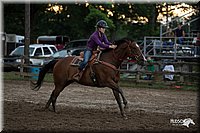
[166,3,169,28]
[24,3,30,72]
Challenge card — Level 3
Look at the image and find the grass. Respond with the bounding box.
[2,71,54,82]
[3,72,25,80]
[2,72,199,91]
[119,79,199,91]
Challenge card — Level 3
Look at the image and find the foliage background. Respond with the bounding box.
[3,2,199,42]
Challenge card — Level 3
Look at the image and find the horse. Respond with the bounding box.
[31,38,146,119]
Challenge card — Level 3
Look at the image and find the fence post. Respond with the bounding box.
[19,56,24,77]
[144,37,146,56]
[179,63,184,82]
[174,38,177,60]
[136,65,140,82]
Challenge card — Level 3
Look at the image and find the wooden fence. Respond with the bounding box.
[120,60,199,84]
[4,56,200,85]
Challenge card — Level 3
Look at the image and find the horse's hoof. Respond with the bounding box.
[123,115,128,120]
[124,105,129,111]
[122,114,128,120]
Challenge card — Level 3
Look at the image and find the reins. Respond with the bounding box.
[112,41,133,62]
[95,51,119,71]
[112,50,123,61]
[97,60,119,71]
[96,41,132,71]
[95,40,142,71]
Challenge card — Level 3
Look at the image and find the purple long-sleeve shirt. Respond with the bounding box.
[86,31,112,51]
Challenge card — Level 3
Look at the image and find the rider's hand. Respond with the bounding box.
[109,45,117,49]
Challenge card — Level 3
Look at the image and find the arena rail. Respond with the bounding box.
[4,56,199,85]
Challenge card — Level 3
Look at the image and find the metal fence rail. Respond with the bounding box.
[143,36,200,59]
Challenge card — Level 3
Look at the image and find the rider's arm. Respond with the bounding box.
[102,34,112,45]
[91,35,110,49]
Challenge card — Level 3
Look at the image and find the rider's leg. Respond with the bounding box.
[79,50,92,70]
[73,50,92,81]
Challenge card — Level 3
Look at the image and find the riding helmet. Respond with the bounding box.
[95,20,109,28]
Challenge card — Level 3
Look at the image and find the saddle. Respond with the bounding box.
[71,50,100,85]
[71,49,118,85]
[70,50,100,66]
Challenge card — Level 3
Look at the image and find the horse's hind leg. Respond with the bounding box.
[45,91,54,110]
[45,81,73,112]
[45,89,59,112]
[45,87,62,112]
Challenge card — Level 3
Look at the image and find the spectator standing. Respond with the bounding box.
[193,32,200,56]
[174,23,185,45]
[163,28,174,47]
[146,56,155,80]
[162,60,175,81]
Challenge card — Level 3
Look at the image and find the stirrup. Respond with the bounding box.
[73,73,80,81]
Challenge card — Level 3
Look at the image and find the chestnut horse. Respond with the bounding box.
[31,38,146,119]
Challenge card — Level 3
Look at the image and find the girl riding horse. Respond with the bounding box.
[73,20,117,81]
[31,34,146,119]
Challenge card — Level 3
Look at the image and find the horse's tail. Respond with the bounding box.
[31,59,58,91]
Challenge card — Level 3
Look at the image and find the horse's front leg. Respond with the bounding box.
[112,90,127,119]
[110,82,129,110]
[118,87,129,110]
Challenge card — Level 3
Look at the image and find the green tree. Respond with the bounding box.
[3,3,198,43]
[4,4,25,35]
[30,4,89,40]
[84,6,115,39]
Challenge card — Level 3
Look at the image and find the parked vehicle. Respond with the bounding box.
[3,44,57,71]
[43,47,85,65]
[64,39,87,49]
[1,33,24,56]
[37,35,70,50]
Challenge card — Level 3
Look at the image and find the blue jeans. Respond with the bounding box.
[177,37,184,44]
[79,49,92,71]
[194,46,200,55]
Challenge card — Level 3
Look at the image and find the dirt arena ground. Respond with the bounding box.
[2,80,199,133]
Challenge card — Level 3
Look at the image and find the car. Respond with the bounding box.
[43,47,86,65]
[3,44,58,71]
[64,39,87,49]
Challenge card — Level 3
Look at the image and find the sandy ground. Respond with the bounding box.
[2,80,199,133]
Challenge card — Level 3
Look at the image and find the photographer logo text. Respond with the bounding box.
[170,118,195,128]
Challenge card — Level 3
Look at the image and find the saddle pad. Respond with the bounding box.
[70,56,83,66]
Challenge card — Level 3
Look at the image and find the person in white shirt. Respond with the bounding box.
[162,60,175,81]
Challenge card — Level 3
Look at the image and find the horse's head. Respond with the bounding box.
[128,41,146,65]
[114,39,146,65]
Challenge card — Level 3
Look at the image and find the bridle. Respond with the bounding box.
[97,41,143,71]
[128,51,142,62]
[112,41,142,62]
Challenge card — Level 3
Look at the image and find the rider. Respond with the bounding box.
[73,20,117,81]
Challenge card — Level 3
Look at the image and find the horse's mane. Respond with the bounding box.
[114,38,133,46]
[102,38,133,53]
